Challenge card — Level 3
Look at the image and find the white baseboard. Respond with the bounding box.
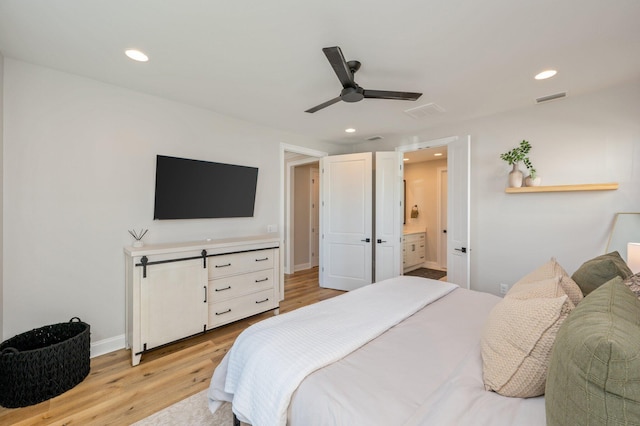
[294,262,311,272]
[91,334,126,358]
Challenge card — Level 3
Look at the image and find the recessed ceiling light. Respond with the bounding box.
[535,69,557,80]
[403,158,409,162]
[434,153,443,157]
[345,128,356,133]
[125,49,149,62]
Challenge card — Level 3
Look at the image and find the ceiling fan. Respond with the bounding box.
[305,46,422,113]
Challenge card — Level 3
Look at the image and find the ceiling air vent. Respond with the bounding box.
[366,135,383,141]
[536,92,567,104]
[404,103,446,119]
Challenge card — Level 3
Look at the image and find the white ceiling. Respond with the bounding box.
[1,0,639,145]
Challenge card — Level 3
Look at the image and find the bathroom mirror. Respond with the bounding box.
[606,212,640,261]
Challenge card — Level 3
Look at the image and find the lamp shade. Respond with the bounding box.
[627,243,640,274]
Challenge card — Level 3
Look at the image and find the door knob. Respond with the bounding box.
[454,247,467,253]
[361,238,371,243]
[377,239,387,243]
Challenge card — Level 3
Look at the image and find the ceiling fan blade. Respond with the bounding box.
[305,96,342,113]
[322,46,355,88]
[363,89,422,101]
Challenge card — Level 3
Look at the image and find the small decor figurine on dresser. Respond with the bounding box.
[500,140,540,187]
[128,229,148,248]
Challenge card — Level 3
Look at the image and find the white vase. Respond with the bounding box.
[525,176,542,187]
[133,240,144,248]
[508,163,523,188]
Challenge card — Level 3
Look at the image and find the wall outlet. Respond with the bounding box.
[499,283,509,295]
[267,224,278,233]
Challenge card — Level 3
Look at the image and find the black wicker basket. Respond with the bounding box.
[0,317,90,408]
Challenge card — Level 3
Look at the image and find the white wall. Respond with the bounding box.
[2,59,340,351]
[354,80,640,296]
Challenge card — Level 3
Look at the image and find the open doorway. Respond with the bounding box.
[291,162,320,272]
[401,146,448,275]
[280,144,326,279]
[397,135,470,289]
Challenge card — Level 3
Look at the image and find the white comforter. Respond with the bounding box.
[209,276,457,426]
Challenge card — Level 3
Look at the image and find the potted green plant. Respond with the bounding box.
[522,156,541,186]
[499,140,532,187]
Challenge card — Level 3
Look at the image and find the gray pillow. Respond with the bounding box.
[571,251,633,296]
[545,277,640,425]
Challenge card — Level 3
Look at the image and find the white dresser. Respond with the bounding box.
[403,232,426,272]
[124,235,280,366]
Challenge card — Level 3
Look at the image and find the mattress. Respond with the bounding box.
[209,278,546,425]
[288,286,545,425]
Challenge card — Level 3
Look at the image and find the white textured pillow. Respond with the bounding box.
[507,276,565,299]
[515,258,583,306]
[481,278,574,398]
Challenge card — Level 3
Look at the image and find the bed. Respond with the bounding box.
[207,275,545,425]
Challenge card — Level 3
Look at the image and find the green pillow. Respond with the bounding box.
[571,251,633,296]
[545,277,640,425]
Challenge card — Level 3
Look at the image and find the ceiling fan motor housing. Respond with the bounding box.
[341,86,364,102]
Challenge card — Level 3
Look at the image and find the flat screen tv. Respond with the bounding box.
[153,155,258,219]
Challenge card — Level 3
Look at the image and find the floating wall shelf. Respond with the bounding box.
[505,183,619,194]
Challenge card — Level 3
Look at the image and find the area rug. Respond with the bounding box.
[405,267,447,281]
[133,389,232,426]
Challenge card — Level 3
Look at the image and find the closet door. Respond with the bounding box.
[320,152,373,291]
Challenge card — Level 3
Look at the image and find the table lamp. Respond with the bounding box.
[627,242,640,274]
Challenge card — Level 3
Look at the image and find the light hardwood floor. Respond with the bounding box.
[0,268,343,425]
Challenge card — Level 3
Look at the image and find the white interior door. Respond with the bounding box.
[438,167,448,270]
[320,152,373,291]
[447,136,470,288]
[375,152,403,282]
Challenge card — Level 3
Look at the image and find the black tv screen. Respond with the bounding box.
[153,155,258,219]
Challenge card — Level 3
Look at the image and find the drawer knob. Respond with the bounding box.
[255,257,269,262]
[215,286,231,292]
[255,277,269,283]
[255,298,270,304]
[215,263,232,268]
[215,309,232,316]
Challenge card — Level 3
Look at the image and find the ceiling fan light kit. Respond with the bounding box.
[305,46,422,113]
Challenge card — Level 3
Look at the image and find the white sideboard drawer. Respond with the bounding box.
[208,249,275,278]
[209,269,274,302]
[208,288,277,328]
